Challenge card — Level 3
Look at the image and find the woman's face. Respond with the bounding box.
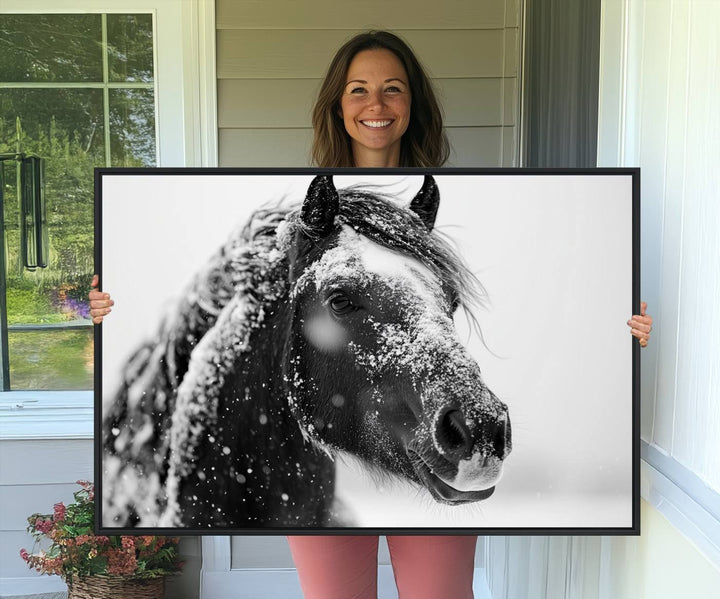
[340,49,411,166]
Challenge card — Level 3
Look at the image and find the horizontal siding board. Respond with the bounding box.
[0,531,43,578]
[219,78,509,128]
[439,79,505,126]
[218,79,319,128]
[217,0,507,30]
[0,440,92,485]
[219,126,508,167]
[505,0,521,28]
[0,483,81,531]
[219,128,313,166]
[217,30,506,79]
[446,127,504,166]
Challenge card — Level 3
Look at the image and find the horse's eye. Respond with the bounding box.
[328,293,355,316]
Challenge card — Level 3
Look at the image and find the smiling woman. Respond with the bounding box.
[339,49,412,167]
[91,28,649,599]
[311,30,449,168]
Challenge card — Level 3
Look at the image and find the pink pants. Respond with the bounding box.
[287,535,477,599]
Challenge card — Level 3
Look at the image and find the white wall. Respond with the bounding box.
[0,440,93,586]
[600,500,720,599]
[598,0,720,489]
[595,0,720,592]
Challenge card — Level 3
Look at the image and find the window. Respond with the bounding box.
[0,0,214,439]
[0,13,156,390]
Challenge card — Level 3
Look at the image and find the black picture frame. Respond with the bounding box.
[95,167,640,536]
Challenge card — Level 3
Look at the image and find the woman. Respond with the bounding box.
[90,31,652,599]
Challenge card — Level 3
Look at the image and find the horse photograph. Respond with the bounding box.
[98,170,636,533]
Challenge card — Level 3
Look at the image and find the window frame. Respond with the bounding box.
[0,0,217,440]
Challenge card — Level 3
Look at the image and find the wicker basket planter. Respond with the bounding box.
[67,575,165,599]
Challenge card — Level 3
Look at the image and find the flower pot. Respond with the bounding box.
[67,575,165,599]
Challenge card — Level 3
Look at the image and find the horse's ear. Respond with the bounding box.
[408,175,440,230]
[301,175,339,237]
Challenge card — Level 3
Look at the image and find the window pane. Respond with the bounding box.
[0,14,102,82]
[110,89,156,166]
[1,89,100,390]
[1,88,103,286]
[107,14,154,83]
[8,328,93,390]
[0,13,157,391]
[0,88,106,164]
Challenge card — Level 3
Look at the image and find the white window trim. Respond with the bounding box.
[641,444,720,568]
[0,0,217,439]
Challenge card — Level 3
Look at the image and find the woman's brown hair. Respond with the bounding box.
[311,31,450,168]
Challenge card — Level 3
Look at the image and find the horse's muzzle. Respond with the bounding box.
[405,407,511,505]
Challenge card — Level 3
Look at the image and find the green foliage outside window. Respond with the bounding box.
[0,13,156,390]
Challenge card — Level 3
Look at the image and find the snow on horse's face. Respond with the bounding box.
[283,176,511,505]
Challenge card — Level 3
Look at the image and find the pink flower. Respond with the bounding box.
[107,548,137,576]
[34,518,53,534]
[121,537,135,549]
[53,502,66,522]
[19,548,29,562]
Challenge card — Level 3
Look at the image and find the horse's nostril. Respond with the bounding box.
[437,409,472,457]
[493,422,506,458]
[493,416,511,458]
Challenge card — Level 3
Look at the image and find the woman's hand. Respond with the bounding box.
[89,274,114,324]
[628,301,653,348]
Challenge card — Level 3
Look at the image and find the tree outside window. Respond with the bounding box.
[0,13,156,390]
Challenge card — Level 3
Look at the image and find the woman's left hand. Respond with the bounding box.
[628,301,653,348]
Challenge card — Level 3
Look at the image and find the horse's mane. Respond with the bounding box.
[339,189,485,314]
[280,187,486,316]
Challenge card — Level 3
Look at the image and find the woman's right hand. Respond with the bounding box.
[89,274,114,324]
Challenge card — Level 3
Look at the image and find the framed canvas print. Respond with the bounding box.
[96,168,639,535]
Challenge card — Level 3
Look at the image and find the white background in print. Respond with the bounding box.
[101,173,633,529]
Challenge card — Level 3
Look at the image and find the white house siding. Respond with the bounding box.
[0,437,201,599]
[216,0,522,167]
[0,440,92,588]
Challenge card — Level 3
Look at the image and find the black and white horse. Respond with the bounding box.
[102,175,511,528]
